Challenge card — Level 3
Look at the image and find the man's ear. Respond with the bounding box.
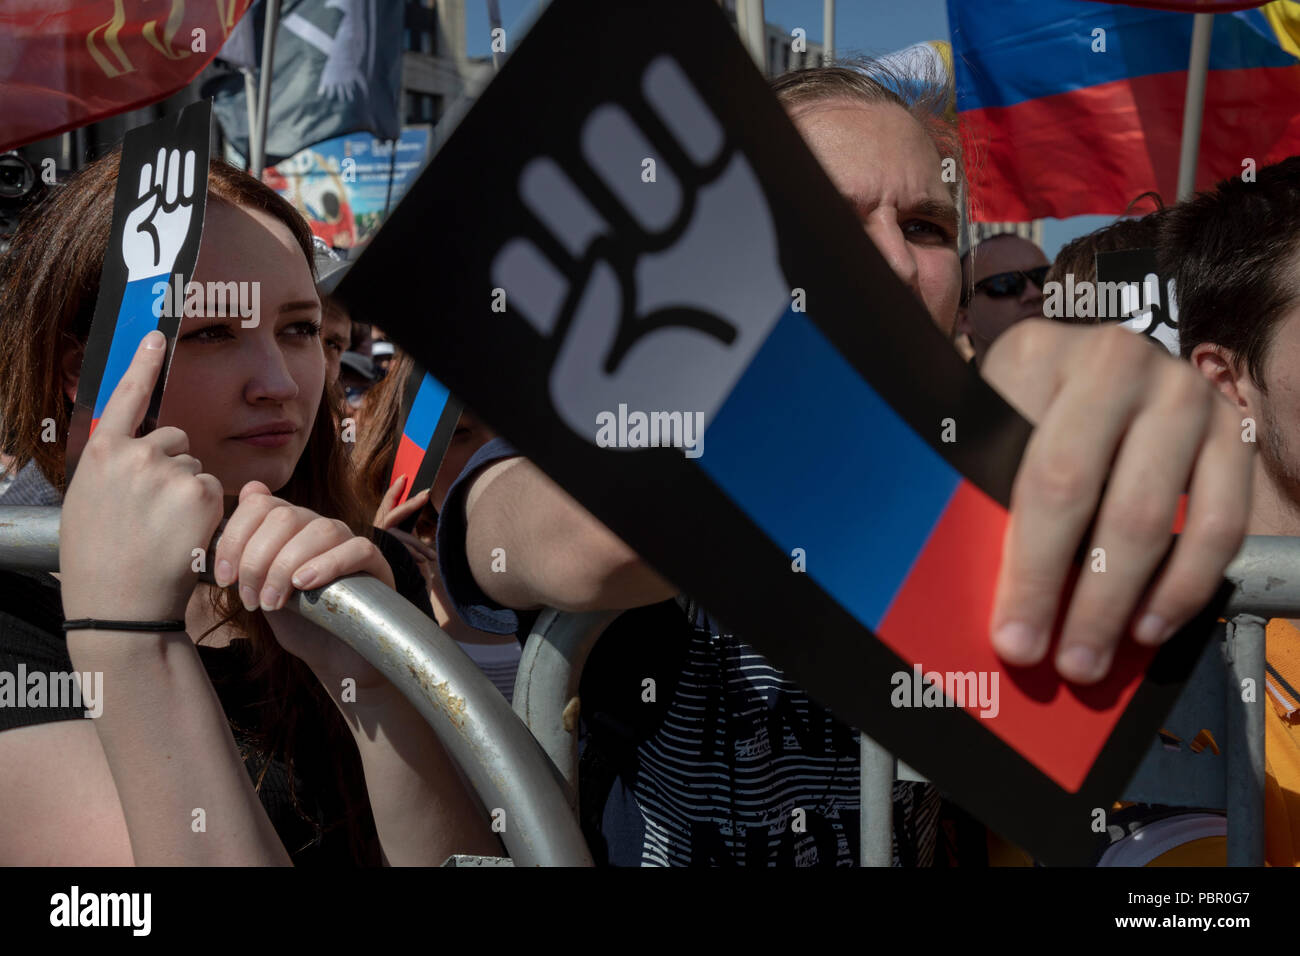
[60,337,83,404]
[1189,342,1252,410]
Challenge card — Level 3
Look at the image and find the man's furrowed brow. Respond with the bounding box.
[279,299,321,314]
[907,198,959,230]
[843,193,958,230]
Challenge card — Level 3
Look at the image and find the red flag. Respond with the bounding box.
[0,0,254,151]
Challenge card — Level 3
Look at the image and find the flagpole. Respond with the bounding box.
[1177,12,1214,201]
[250,0,282,179]
[486,0,504,72]
[383,138,398,220]
[242,68,257,169]
[736,0,766,72]
[823,0,835,66]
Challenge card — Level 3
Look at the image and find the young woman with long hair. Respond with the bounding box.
[0,150,499,865]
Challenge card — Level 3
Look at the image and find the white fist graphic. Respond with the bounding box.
[492,56,789,444]
[122,147,196,282]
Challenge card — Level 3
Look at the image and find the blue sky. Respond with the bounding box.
[463,0,1110,258]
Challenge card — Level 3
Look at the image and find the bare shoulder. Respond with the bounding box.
[0,721,133,865]
[463,456,527,518]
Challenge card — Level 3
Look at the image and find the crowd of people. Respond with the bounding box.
[0,52,1291,866]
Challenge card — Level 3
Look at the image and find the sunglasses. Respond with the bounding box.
[968,265,1050,301]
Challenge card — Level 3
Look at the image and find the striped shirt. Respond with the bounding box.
[437,438,940,867]
[622,603,938,866]
[457,638,521,704]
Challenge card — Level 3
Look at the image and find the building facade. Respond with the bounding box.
[969,220,1046,250]
[401,0,471,128]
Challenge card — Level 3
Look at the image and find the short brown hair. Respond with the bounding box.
[1161,156,1300,389]
[1045,202,1169,325]
[771,59,963,206]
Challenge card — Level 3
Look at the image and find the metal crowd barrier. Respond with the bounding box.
[512,608,622,813]
[511,542,1291,868]
[3,504,1293,867]
[0,506,593,868]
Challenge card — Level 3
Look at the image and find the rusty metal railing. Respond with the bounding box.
[512,608,622,813]
[0,506,592,867]
[7,503,1290,867]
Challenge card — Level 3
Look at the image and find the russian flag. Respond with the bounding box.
[390,369,458,508]
[949,0,1300,220]
[699,304,1161,793]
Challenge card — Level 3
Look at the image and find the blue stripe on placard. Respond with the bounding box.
[697,307,961,630]
[92,275,169,420]
[405,372,452,451]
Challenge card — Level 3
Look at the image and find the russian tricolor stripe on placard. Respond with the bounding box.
[87,276,168,437]
[390,370,458,507]
[700,308,1153,793]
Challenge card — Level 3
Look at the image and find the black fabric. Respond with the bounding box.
[0,570,83,728]
[573,600,697,863]
[0,568,355,863]
[935,799,990,868]
[372,525,435,620]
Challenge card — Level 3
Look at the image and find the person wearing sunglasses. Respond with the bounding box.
[957,234,1050,365]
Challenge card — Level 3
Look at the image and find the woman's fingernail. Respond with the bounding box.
[992,621,1042,661]
[1134,613,1171,645]
[239,585,259,612]
[144,330,165,350]
[214,559,233,587]
[292,567,318,590]
[1058,645,1102,682]
[259,586,280,611]
[392,473,407,488]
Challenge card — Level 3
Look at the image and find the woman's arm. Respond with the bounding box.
[223,480,498,865]
[0,721,134,865]
[59,334,293,865]
[289,651,501,866]
[351,695,501,866]
[64,630,292,866]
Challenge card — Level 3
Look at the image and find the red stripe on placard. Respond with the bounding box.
[391,433,427,508]
[1172,494,1189,535]
[877,480,1154,792]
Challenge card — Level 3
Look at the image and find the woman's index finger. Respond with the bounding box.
[94,330,167,437]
